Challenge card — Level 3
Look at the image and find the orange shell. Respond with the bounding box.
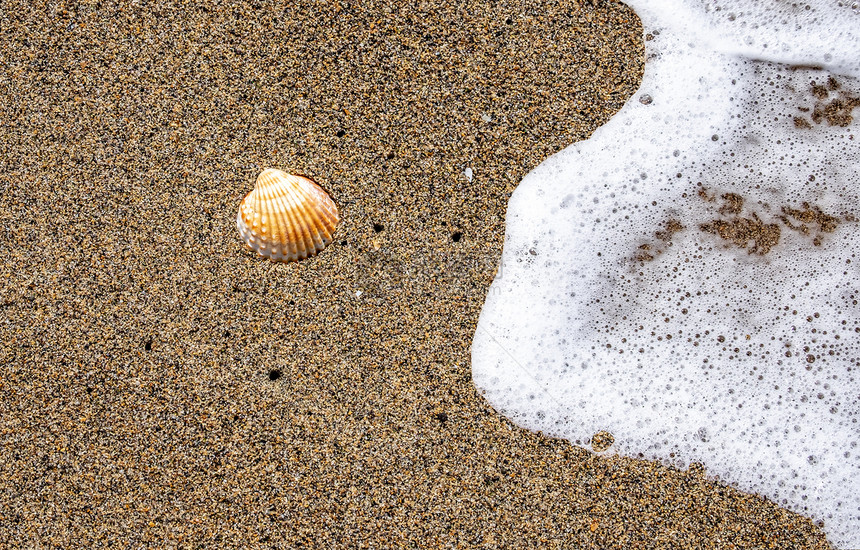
[236,168,340,262]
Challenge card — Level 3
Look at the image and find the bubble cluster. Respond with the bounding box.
[472,1,860,547]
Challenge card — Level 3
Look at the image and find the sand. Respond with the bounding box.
[0,0,834,547]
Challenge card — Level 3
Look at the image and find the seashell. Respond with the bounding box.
[237,168,340,262]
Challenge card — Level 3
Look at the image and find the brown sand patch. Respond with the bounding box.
[636,190,845,262]
[699,214,781,255]
[796,77,860,128]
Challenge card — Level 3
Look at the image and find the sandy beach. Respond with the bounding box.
[0,0,834,547]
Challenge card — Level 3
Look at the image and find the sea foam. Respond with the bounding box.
[471,1,860,546]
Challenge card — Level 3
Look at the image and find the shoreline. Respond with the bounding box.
[0,0,834,547]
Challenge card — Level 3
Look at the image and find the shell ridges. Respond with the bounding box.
[236,168,340,262]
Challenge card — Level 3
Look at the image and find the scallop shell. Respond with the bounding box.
[237,168,340,262]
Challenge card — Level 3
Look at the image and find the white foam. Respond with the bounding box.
[472,1,860,546]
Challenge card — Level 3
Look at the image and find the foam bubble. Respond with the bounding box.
[472,1,860,546]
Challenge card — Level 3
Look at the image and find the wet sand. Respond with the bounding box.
[0,0,834,547]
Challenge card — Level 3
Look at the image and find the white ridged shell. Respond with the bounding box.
[236,169,340,262]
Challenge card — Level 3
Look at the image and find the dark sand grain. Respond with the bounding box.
[0,0,834,548]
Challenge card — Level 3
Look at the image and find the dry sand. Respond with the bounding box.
[0,0,834,547]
